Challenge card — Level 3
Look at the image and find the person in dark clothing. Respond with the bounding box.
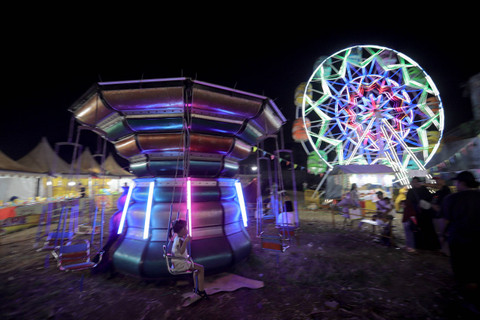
[91,209,123,277]
[431,177,451,216]
[406,177,440,251]
[442,171,480,313]
[430,177,451,255]
[78,183,86,198]
[401,199,418,252]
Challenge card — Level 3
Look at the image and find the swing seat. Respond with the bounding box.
[56,240,104,272]
[262,213,275,223]
[77,224,101,235]
[277,227,295,238]
[42,231,75,250]
[260,234,289,252]
[162,244,195,276]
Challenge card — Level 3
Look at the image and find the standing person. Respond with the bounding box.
[401,199,418,253]
[431,177,451,255]
[170,219,208,299]
[78,183,86,198]
[350,183,360,206]
[442,171,480,312]
[431,177,451,215]
[406,177,440,251]
[337,184,360,225]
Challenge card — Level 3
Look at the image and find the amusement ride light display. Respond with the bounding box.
[298,45,444,184]
[70,78,286,278]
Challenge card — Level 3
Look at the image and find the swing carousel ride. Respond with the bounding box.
[293,45,444,186]
[69,78,286,278]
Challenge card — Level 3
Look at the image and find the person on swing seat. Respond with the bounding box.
[170,219,208,299]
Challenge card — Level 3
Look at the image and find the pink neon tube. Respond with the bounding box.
[187,178,192,237]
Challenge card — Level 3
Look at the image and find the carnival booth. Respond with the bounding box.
[0,150,47,233]
[2,137,133,201]
[0,138,134,234]
[0,150,46,202]
[325,164,396,211]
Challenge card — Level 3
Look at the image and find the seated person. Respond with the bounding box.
[276,199,296,226]
[170,220,208,300]
[375,191,393,222]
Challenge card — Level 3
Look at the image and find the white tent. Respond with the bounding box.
[102,154,133,177]
[72,148,132,177]
[325,164,395,199]
[17,137,72,175]
[1,138,133,201]
[0,150,41,173]
[73,147,103,175]
[0,150,46,202]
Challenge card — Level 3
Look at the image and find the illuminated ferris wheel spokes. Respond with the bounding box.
[301,45,444,178]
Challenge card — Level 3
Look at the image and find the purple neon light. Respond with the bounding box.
[98,77,186,86]
[187,178,192,237]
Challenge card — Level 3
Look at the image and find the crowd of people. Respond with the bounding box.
[92,170,480,312]
[400,172,480,314]
[337,171,480,314]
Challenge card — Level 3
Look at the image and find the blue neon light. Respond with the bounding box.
[235,180,248,227]
[143,181,155,239]
[117,182,135,234]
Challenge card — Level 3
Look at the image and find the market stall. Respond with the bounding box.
[325,164,396,211]
[0,138,134,234]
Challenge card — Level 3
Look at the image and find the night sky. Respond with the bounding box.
[2,9,478,168]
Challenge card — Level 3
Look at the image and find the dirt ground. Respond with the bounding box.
[0,192,477,319]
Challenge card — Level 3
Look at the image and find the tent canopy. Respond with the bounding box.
[2,137,132,177]
[329,164,394,175]
[17,137,72,174]
[0,150,42,174]
[103,154,133,177]
[74,147,103,175]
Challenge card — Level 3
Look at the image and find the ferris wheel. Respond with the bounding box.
[296,45,444,184]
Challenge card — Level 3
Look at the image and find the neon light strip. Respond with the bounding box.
[117,182,135,234]
[382,119,426,170]
[380,125,410,186]
[143,181,155,239]
[187,178,192,237]
[235,180,248,227]
[345,117,375,165]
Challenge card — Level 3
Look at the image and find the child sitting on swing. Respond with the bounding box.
[170,219,208,299]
